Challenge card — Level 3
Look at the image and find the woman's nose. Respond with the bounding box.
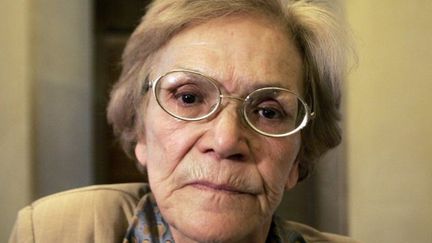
[198,105,250,161]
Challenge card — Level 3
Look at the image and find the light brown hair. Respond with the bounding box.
[107,0,353,181]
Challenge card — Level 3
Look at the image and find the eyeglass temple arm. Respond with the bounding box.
[309,78,317,120]
[141,76,151,94]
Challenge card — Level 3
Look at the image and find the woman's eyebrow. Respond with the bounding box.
[168,66,297,93]
[241,81,297,94]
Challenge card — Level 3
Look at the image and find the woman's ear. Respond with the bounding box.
[285,160,299,190]
[134,142,147,167]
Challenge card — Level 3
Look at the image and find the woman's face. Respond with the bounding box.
[135,15,303,243]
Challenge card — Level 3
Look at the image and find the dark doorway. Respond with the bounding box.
[93,0,151,184]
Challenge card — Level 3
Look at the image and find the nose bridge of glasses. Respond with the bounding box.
[214,94,249,126]
[220,94,245,103]
[217,94,247,116]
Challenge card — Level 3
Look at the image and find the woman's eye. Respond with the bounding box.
[172,86,204,106]
[257,107,284,120]
[178,93,199,104]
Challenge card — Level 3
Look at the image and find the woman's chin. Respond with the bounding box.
[168,211,269,243]
[158,186,274,242]
[171,223,249,243]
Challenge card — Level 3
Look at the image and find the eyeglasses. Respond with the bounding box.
[143,69,314,137]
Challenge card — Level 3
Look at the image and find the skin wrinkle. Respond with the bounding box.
[135,15,302,243]
[150,16,303,96]
[173,155,263,195]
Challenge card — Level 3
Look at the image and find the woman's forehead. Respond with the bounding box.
[151,15,304,94]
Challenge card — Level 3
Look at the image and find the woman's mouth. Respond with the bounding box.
[187,181,252,195]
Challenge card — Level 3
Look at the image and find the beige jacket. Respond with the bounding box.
[9,183,360,243]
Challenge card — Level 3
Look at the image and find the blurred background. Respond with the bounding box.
[1,0,431,242]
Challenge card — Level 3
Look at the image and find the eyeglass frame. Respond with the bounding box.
[142,69,316,138]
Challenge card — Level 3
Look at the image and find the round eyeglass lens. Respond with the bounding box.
[154,71,221,120]
[243,87,308,136]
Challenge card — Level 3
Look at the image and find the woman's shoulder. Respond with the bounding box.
[31,183,148,205]
[9,183,149,243]
[275,218,361,243]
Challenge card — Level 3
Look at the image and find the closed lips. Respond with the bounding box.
[187,180,257,195]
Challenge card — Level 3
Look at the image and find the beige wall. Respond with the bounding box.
[0,0,93,241]
[346,1,432,242]
[0,0,33,241]
[33,0,93,198]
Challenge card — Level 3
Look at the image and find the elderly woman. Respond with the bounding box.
[10,0,357,242]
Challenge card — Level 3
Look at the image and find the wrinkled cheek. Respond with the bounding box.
[144,140,175,193]
[144,117,182,167]
[144,130,193,204]
[261,181,286,213]
[257,152,299,214]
